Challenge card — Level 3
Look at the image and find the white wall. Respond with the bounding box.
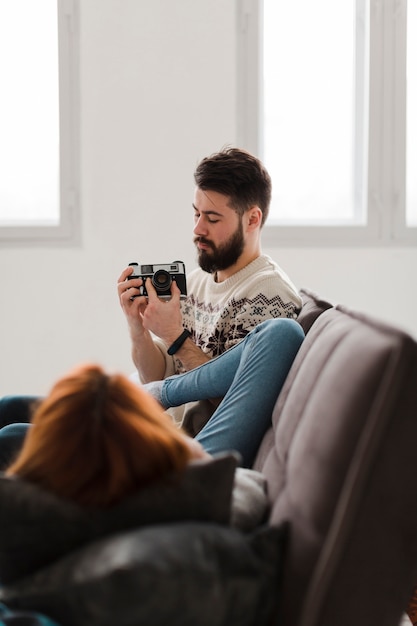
[0,0,416,396]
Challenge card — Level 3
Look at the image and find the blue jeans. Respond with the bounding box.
[160,318,304,466]
[0,319,304,470]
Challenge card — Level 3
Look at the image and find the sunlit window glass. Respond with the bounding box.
[263,0,364,225]
[407,0,417,226]
[0,1,59,226]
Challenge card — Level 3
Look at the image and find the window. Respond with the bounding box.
[238,0,417,245]
[0,0,79,244]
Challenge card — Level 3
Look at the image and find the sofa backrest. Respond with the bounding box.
[254,304,417,626]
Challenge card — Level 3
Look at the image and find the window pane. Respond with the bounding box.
[263,0,363,225]
[407,0,417,226]
[0,1,59,226]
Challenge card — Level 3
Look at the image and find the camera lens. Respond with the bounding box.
[152,269,172,292]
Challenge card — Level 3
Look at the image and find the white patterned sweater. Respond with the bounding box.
[156,254,302,378]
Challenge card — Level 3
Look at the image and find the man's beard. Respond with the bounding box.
[195,220,245,274]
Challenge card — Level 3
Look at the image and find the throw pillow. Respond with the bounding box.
[0,521,287,626]
[0,453,238,584]
[231,467,270,531]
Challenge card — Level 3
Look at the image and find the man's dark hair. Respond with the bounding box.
[194,147,271,226]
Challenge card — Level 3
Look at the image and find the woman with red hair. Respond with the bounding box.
[5,363,207,508]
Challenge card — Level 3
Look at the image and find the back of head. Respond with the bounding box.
[194,147,271,225]
[6,364,193,508]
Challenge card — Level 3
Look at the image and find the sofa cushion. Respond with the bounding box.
[0,522,287,626]
[0,454,237,585]
[296,288,333,334]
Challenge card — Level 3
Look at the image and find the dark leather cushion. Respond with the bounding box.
[0,454,237,584]
[296,288,333,334]
[0,522,287,626]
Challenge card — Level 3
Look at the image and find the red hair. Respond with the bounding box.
[6,364,194,508]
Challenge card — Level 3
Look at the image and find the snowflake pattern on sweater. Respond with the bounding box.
[176,255,302,369]
[183,291,299,358]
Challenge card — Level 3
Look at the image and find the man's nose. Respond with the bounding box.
[193,216,208,236]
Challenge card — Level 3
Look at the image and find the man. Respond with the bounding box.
[0,147,301,464]
[117,147,302,431]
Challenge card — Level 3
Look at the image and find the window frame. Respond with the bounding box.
[0,0,80,246]
[237,0,417,246]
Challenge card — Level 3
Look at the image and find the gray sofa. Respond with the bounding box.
[254,289,417,626]
[0,288,417,626]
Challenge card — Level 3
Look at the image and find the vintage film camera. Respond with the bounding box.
[127,261,187,300]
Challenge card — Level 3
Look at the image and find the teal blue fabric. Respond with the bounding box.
[0,602,60,625]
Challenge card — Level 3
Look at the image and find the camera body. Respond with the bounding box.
[128,261,187,300]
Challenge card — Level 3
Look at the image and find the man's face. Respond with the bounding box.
[193,188,244,274]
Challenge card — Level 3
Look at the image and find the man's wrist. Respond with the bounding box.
[130,326,150,344]
[167,329,191,355]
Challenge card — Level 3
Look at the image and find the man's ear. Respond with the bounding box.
[246,206,263,230]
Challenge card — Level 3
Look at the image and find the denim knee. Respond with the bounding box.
[256,317,305,343]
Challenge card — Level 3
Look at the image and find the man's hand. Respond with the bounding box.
[117,266,167,382]
[142,278,184,347]
[117,266,148,340]
[117,266,211,378]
